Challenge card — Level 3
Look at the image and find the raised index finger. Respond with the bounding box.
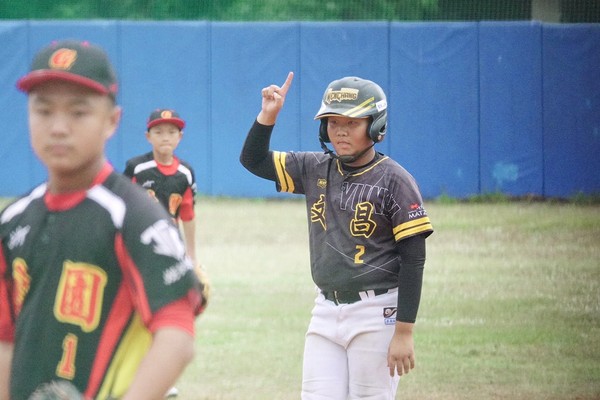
[278,71,294,96]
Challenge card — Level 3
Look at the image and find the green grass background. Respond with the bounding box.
[181,198,599,399]
[1,197,598,399]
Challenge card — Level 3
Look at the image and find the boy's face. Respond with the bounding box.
[326,115,373,164]
[146,123,183,158]
[28,81,120,177]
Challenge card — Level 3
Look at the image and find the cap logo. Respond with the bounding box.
[48,48,78,70]
[325,87,358,104]
[160,110,173,118]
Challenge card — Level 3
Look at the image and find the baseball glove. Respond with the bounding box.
[28,380,83,400]
[194,263,211,314]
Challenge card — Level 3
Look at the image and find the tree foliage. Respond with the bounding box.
[0,0,517,21]
[0,0,597,22]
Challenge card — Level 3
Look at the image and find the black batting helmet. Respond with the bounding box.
[314,76,387,143]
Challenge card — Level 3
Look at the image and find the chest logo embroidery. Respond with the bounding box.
[8,225,30,250]
[310,194,327,230]
[350,201,376,238]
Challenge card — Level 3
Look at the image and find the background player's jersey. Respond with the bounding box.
[0,164,201,399]
[123,152,197,221]
[273,151,433,292]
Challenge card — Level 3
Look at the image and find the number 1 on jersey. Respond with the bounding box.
[56,333,78,379]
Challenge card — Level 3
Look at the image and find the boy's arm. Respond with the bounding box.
[387,235,427,377]
[181,219,197,266]
[0,341,13,400]
[121,327,194,400]
[239,121,277,181]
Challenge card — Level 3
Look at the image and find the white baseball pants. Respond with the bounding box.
[301,289,400,400]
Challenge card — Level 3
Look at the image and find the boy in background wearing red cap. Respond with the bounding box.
[124,109,199,269]
[0,40,205,400]
[124,110,201,399]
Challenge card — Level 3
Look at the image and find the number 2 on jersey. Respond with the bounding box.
[354,245,365,264]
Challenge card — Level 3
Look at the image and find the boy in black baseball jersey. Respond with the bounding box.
[124,109,199,267]
[0,40,206,400]
[240,72,433,399]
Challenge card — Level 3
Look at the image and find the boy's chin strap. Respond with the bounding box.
[319,139,375,164]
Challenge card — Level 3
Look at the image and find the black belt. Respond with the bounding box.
[322,288,391,305]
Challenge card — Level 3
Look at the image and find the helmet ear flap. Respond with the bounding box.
[319,118,330,143]
[368,110,387,143]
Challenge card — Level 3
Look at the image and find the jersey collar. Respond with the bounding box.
[335,153,388,177]
[44,162,114,211]
[155,156,180,176]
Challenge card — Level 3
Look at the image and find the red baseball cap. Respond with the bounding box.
[146,109,185,130]
[16,40,118,98]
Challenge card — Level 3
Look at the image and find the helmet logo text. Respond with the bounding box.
[325,87,359,104]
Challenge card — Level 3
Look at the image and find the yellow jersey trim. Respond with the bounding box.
[273,151,294,193]
[393,217,433,241]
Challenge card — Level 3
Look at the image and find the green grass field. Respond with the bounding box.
[1,197,598,399]
[179,198,600,399]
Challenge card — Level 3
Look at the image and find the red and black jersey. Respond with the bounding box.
[123,152,197,221]
[0,163,202,400]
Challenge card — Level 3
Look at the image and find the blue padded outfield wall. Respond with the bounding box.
[0,20,598,199]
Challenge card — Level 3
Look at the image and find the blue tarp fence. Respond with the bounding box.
[1,20,598,199]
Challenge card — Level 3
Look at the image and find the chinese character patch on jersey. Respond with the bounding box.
[383,307,397,325]
[54,261,108,333]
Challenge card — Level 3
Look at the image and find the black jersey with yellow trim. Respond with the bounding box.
[273,150,433,292]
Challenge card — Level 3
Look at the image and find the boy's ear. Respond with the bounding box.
[104,105,122,140]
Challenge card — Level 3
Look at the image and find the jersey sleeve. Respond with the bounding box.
[148,297,196,336]
[273,151,322,195]
[178,187,195,221]
[273,151,298,193]
[390,169,433,242]
[178,163,196,222]
[117,184,201,325]
[123,160,134,179]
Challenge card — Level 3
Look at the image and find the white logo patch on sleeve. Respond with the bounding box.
[140,219,186,260]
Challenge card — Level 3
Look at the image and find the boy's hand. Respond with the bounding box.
[194,264,211,314]
[257,71,294,125]
[28,380,83,400]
